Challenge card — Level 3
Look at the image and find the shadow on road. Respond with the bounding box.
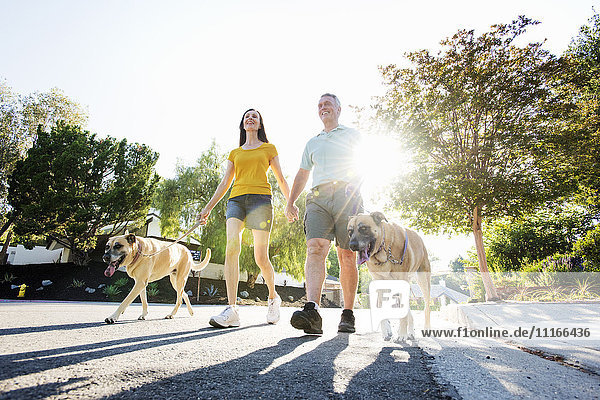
[97,335,456,399]
[100,334,348,399]
[0,321,116,336]
[0,325,264,382]
[344,345,457,399]
[0,377,88,400]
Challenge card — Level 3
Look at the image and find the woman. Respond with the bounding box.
[198,109,290,328]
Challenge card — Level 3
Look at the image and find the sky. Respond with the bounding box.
[1,0,598,270]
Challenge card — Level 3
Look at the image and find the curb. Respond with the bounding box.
[442,303,600,377]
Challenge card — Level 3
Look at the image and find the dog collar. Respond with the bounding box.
[373,226,387,258]
[373,224,408,266]
[128,241,143,266]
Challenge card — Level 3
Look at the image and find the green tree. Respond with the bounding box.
[484,203,594,271]
[0,81,88,217]
[449,255,466,272]
[572,225,600,271]
[547,12,600,212]
[152,140,228,263]
[326,245,340,278]
[372,17,561,299]
[7,123,158,264]
[268,172,307,281]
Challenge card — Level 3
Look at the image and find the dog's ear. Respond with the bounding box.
[370,211,387,226]
[126,233,136,244]
[347,215,356,229]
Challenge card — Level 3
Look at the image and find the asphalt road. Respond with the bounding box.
[0,301,456,399]
[0,301,598,399]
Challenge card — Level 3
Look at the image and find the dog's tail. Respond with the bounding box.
[191,248,211,271]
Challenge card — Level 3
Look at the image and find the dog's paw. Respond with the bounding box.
[164,314,174,319]
[105,317,116,324]
[380,320,393,341]
[138,315,145,321]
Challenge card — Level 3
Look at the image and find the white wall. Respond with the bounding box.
[197,263,304,288]
[198,263,248,282]
[257,271,304,288]
[7,245,62,265]
[146,214,162,237]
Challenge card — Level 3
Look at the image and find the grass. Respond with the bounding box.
[569,277,599,300]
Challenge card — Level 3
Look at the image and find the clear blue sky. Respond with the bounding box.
[1,0,597,268]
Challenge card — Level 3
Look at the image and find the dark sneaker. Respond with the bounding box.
[338,309,355,333]
[290,302,323,334]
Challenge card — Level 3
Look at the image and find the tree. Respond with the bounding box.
[152,140,228,264]
[449,256,466,273]
[7,123,158,264]
[269,186,307,281]
[326,245,340,278]
[484,203,594,271]
[547,12,600,212]
[572,225,600,271]
[373,17,561,299]
[0,81,88,217]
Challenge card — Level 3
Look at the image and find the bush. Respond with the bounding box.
[147,282,159,297]
[103,285,121,298]
[523,253,583,272]
[572,225,600,271]
[68,279,85,288]
[484,204,594,272]
[1,273,16,283]
[113,277,129,288]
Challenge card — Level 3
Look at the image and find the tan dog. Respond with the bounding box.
[102,233,211,324]
[348,212,431,341]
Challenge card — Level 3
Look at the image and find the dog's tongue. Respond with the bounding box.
[104,264,116,277]
[357,249,369,265]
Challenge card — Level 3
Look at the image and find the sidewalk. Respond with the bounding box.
[443,301,600,375]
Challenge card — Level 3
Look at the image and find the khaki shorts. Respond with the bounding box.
[303,182,363,250]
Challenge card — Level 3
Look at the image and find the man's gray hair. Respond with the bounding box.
[320,93,341,108]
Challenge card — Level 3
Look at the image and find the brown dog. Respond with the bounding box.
[348,212,431,341]
[102,233,211,324]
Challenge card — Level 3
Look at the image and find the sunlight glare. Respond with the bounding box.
[353,133,411,211]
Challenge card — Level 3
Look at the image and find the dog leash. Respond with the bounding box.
[139,220,204,258]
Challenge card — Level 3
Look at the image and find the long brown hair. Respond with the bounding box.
[239,108,268,147]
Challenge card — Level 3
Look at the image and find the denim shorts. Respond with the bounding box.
[226,194,273,231]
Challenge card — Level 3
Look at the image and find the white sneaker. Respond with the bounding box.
[209,305,240,328]
[266,295,281,324]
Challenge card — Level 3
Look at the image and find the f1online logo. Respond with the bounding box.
[369,280,410,331]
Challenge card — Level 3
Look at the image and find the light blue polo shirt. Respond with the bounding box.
[300,124,362,189]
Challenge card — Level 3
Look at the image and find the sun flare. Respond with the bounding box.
[353,134,410,211]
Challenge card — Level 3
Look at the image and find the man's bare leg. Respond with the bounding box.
[305,238,330,305]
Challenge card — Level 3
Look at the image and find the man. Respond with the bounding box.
[285,93,363,334]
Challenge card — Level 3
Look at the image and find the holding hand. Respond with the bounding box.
[197,208,211,226]
[285,203,299,223]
